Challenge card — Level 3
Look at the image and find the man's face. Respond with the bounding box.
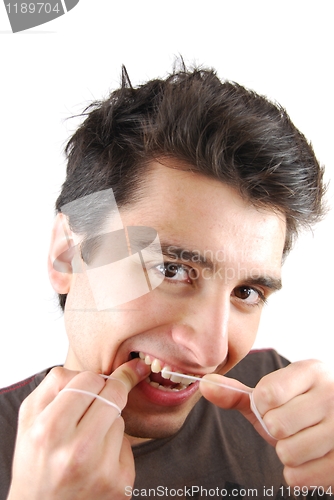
[60,161,286,440]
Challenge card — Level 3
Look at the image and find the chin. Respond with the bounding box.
[123,395,201,440]
[124,415,186,440]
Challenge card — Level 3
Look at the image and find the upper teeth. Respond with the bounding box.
[138,351,196,387]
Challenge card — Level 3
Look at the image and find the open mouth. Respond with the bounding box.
[130,351,200,392]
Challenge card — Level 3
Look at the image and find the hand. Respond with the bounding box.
[200,360,334,489]
[7,358,150,500]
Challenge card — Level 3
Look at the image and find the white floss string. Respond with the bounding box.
[100,374,128,390]
[162,370,251,395]
[249,392,275,439]
[62,388,122,417]
[161,369,275,440]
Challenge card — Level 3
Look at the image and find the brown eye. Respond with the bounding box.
[156,262,191,283]
[233,286,264,306]
[234,286,252,300]
[164,263,179,278]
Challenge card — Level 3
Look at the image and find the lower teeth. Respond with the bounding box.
[145,377,191,392]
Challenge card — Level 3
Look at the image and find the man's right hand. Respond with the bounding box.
[7,358,150,500]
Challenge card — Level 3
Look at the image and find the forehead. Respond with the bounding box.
[119,161,286,274]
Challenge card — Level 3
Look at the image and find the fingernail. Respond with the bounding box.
[135,358,151,377]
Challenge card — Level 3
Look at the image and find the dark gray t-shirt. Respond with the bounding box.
[0,351,329,499]
[0,369,48,499]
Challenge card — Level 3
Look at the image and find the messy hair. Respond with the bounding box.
[56,63,326,310]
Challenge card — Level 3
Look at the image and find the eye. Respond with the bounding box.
[232,286,266,306]
[155,262,192,283]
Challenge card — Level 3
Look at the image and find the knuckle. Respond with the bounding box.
[257,380,285,409]
[48,366,73,389]
[68,440,91,471]
[119,369,137,392]
[106,382,127,410]
[29,414,57,449]
[307,358,326,378]
[283,465,300,487]
[302,358,330,386]
[62,370,107,396]
[49,366,65,379]
[60,436,98,480]
[275,439,299,467]
[264,413,290,439]
[75,370,106,392]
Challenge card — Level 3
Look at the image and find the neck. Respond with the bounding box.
[125,433,152,447]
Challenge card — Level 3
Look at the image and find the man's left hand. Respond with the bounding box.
[200,360,334,488]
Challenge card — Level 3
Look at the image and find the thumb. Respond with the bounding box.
[108,357,151,394]
[199,374,277,445]
[199,373,251,412]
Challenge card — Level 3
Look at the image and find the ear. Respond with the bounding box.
[48,213,77,294]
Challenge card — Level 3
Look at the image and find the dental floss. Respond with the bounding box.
[249,392,275,440]
[161,369,251,395]
[100,374,128,390]
[161,369,275,440]
[62,388,122,416]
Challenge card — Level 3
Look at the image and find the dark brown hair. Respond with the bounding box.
[56,64,326,309]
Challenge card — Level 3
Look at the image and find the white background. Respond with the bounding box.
[0,1,333,387]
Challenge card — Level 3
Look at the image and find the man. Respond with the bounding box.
[1,64,333,499]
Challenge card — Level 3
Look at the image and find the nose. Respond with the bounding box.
[171,290,230,369]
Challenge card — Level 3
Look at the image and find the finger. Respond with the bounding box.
[200,374,252,413]
[31,371,107,439]
[76,358,150,437]
[19,367,82,426]
[104,357,150,398]
[100,416,135,479]
[264,392,324,439]
[200,374,278,445]
[276,420,334,467]
[102,415,127,461]
[254,360,324,417]
[283,450,334,489]
[97,357,150,412]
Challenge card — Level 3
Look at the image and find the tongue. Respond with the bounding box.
[150,372,178,387]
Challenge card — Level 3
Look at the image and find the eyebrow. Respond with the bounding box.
[160,243,282,292]
[243,276,282,292]
[160,244,214,270]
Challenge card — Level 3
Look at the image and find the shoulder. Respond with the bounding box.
[0,367,55,423]
[0,372,44,398]
[0,368,55,500]
[0,368,53,398]
[227,349,290,387]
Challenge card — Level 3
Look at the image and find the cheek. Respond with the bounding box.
[225,310,262,371]
[65,272,96,312]
[123,287,177,322]
[64,274,124,367]
[64,286,172,350]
